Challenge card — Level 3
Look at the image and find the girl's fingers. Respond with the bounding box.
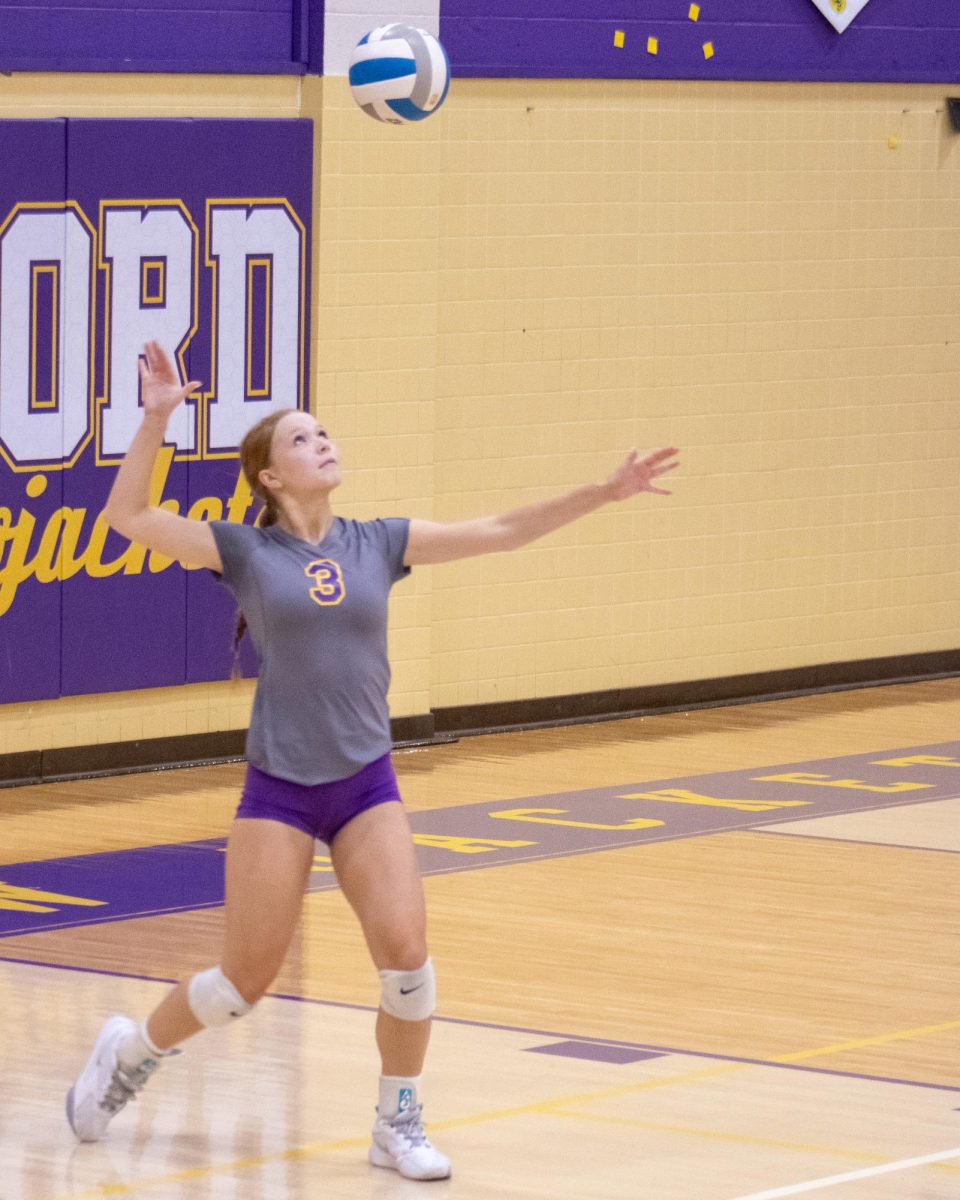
[140,342,199,400]
[144,340,175,381]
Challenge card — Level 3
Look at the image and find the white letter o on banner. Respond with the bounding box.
[0,207,92,467]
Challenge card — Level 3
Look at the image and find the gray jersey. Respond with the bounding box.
[210,516,411,785]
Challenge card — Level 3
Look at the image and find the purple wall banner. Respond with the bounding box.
[440,0,960,83]
[0,118,312,702]
[1,2,958,82]
[2,740,957,937]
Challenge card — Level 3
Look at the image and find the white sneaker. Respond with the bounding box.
[369,1104,451,1180]
[66,1015,160,1142]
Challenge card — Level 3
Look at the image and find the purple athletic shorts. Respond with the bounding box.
[235,753,402,844]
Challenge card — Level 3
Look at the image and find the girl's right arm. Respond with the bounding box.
[101,341,223,572]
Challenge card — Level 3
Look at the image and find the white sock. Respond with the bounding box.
[117,1021,170,1069]
[378,1074,422,1120]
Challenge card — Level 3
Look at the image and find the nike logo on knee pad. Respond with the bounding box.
[399,984,423,995]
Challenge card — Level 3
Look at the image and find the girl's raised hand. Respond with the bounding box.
[605,447,680,500]
[138,340,202,422]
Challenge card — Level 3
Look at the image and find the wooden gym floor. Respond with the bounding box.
[2,678,959,1199]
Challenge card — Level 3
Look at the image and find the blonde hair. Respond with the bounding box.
[231,408,298,675]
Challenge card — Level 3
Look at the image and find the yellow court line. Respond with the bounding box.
[530,1014,960,1114]
[48,1020,960,1200]
[508,1059,750,1112]
[479,1008,960,1115]
[551,1110,960,1174]
[425,1059,747,1131]
[50,1062,744,1200]
[774,1015,960,1063]
[554,1109,883,1162]
[487,1013,960,1123]
[54,1134,370,1200]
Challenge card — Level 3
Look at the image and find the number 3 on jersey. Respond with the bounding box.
[305,559,346,606]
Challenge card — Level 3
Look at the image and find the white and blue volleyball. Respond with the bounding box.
[349,25,450,125]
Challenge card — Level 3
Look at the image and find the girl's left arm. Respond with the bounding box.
[404,446,679,566]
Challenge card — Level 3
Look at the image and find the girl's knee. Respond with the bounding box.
[381,942,428,973]
[221,957,282,1004]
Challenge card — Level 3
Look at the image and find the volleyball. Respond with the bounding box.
[348,25,450,125]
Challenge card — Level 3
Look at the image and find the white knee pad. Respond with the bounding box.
[187,966,255,1028]
[378,957,436,1021]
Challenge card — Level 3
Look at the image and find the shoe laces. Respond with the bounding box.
[388,1103,429,1149]
[100,1057,159,1115]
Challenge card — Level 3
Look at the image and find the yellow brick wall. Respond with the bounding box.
[301,75,438,723]
[429,80,960,706]
[2,74,958,756]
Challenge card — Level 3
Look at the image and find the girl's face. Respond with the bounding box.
[262,411,342,499]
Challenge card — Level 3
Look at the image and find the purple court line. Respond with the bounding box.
[3,953,959,1097]
[752,829,960,856]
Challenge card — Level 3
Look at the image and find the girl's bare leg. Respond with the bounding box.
[330,801,431,1076]
[147,817,314,1049]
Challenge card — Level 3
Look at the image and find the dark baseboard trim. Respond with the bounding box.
[0,750,42,786]
[0,714,440,790]
[2,650,956,789]
[432,649,960,736]
[392,714,438,745]
[40,729,248,785]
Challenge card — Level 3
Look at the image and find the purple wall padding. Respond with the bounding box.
[0,0,325,74]
[440,0,960,83]
[0,121,67,703]
[0,119,312,703]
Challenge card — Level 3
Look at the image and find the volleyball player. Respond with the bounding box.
[66,340,679,1180]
